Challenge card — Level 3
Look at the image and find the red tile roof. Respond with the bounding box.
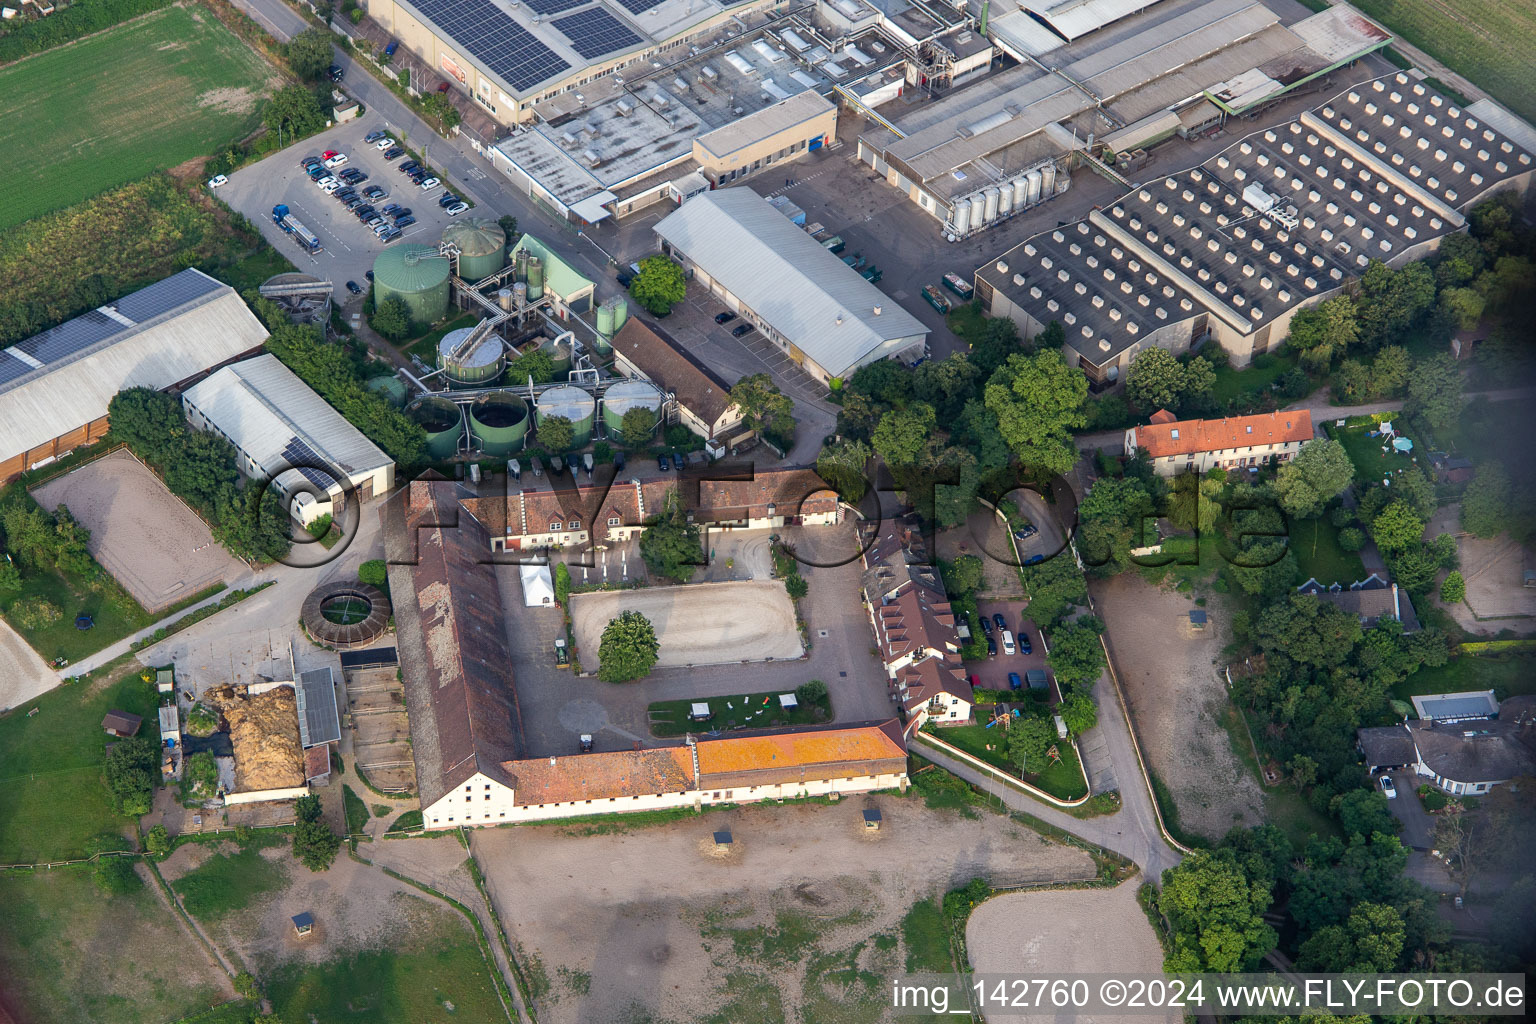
[504,748,694,806]
[1134,409,1313,458]
[695,721,906,776]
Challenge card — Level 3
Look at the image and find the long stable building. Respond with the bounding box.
[978,73,1536,380]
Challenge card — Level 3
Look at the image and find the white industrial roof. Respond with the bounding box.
[694,90,835,159]
[654,189,928,377]
[1021,0,1170,41]
[182,354,393,483]
[0,269,267,468]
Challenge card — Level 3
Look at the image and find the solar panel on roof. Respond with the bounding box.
[523,0,586,13]
[297,668,342,747]
[0,353,32,388]
[410,0,571,93]
[611,0,665,14]
[112,268,222,322]
[14,311,121,366]
[553,8,643,60]
[281,436,341,490]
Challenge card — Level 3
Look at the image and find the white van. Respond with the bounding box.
[1001,630,1016,656]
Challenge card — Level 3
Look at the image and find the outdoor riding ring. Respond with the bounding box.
[301,580,392,648]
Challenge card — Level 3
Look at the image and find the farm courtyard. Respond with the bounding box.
[570,580,803,671]
[0,4,280,230]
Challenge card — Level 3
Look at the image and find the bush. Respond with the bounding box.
[1329,506,1355,528]
[358,559,388,587]
[1419,786,1448,811]
[92,855,142,896]
[1440,570,1466,604]
[796,680,828,703]
[143,825,171,859]
[1337,526,1365,552]
[784,572,808,600]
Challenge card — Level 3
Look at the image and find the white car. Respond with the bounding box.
[445,201,470,216]
[1379,775,1397,799]
[315,174,337,188]
[206,174,228,189]
[418,176,440,190]
[321,179,343,194]
[374,137,396,151]
[323,153,349,168]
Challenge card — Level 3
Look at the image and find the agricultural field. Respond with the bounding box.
[0,4,280,229]
[1353,0,1536,121]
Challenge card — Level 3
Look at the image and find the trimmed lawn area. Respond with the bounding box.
[647,688,832,738]
[171,833,289,923]
[900,896,951,972]
[1390,653,1536,707]
[265,902,506,1024]
[1290,518,1365,587]
[343,784,370,835]
[0,5,280,229]
[0,659,154,863]
[1328,421,1428,486]
[932,723,1089,801]
[0,865,227,1023]
[1209,352,1299,409]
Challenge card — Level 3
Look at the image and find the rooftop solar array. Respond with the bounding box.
[612,0,667,14]
[554,7,643,60]
[281,436,342,492]
[523,0,587,14]
[297,668,342,748]
[410,0,571,93]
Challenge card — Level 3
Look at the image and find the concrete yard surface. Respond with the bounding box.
[31,449,244,612]
[570,579,802,671]
[1450,533,1536,632]
[0,616,53,713]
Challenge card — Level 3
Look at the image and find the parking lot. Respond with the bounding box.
[218,118,477,299]
[972,598,1053,697]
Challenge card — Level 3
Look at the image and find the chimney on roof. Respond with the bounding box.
[873,305,882,316]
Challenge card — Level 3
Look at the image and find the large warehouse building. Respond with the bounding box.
[0,269,267,484]
[182,355,396,521]
[654,189,928,385]
[976,73,1536,382]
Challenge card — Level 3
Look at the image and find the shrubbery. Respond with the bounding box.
[0,0,172,64]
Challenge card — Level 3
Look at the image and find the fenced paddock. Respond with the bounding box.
[570,580,803,671]
[31,449,242,612]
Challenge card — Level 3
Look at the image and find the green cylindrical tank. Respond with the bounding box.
[526,257,545,300]
[535,385,595,449]
[366,374,408,408]
[595,302,616,338]
[408,396,463,460]
[437,325,504,388]
[373,244,450,324]
[539,334,572,377]
[468,392,529,455]
[602,378,661,438]
[613,296,628,333]
[515,248,529,282]
[441,218,507,282]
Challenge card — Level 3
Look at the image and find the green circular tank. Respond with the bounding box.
[469,392,529,455]
[539,334,572,377]
[373,244,451,324]
[602,378,662,437]
[438,326,504,388]
[595,302,616,338]
[366,374,408,407]
[612,296,629,332]
[407,396,463,460]
[526,257,545,300]
[535,385,595,450]
[441,218,507,281]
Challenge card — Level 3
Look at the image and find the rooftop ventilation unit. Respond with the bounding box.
[1242,183,1277,213]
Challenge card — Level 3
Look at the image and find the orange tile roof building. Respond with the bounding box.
[1125,409,1314,475]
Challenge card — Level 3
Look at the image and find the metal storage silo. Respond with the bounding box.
[951,197,972,234]
[612,296,628,332]
[595,302,616,338]
[1040,163,1057,195]
[366,374,408,408]
[997,183,1013,217]
[407,396,463,460]
[438,325,505,388]
[497,288,514,312]
[441,218,507,281]
[1012,175,1029,208]
[535,385,595,450]
[526,257,545,300]
[373,244,451,324]
[601,379,661,438]
[982,187,1000,223]
[469,392,529,455]
[1026,169,1043,205]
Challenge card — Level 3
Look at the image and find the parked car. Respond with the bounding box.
[977,616,992,637]
[399,160,419,173]
[437,81,450,93]
[1001,630,1016,656]
[1013,523,1038,540]
[992,613,1006,632]
[382,146,405,160]
[345,280,362,295]
[613,450,625,471]
[374,137,395,151]
[578,733,593,752]
[206,174,227,189]
[437,193,460,208]
[658,454,671,471]
[445,201,469,215]
[393,215,416,229]
[315,173,337,187]
[1018,629,1032,655]
[321,150,338,159]
[1023,554,1044,565]
[969,674,980,688]
[381,228,401,243]
[381,203,402,216]
[342,198,363,211]
[354,206,376,221]
[363,186,386,200]
[1379,775,1397,799]
[986,636,997,657]
[373,222,393,237]
[714,311,736,324]
[320,179,342,193]
[1008,672,1023,690]
[327,64,344,82]
[731,323,753,337]
[307,165,328,180]
[301,155,322,168]
[363,130,388,144]
[338,168,362,182]
[365,216,384,229]
[365,270,374,281]
[323,154,348,169]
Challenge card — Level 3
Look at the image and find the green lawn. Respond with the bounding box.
[1352,0,1536,122]
[265,903,506,1024]
[1328,421,1428,486]
[1391,653,1536,707]
[1209,352,1300,409]
[343,784,370,836]
[899,897,951,972]
[0,6,278,229]
[0,865,228,1023]
[0,661,154,863]
[647,689,832,738]
[934,723,1089,801]
[171,833,289,923]
[1290,518,1366,587]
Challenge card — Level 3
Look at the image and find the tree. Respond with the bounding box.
[730,373,794,440]
[285,27,335,80]
[1272,439,1354,519]
[553,562,571,607]
[871,403,935,466]
[1286,296,1359,368]
[1005,715,1056,774]
[1368,345,1410,397]
[1045,617,1106,691]
[1298,902,1405,972]
[597,609,660,682]
[983,350,1088,475]
[92,855,141,895]
[292,794,340,871]
[628,255,686,315]
[1252,595,1362,669]
[847,359,914,406]
[638,491,701,582]
[784,572,808,599]
[1459,463,1511,537]
[370,295,411,341]
[143,824,171,859]
[618,405,658,447]
[1386,546,1437,594]
[263,84,328,140]
[507,347,557,384]
[108,387,184,459]
[796,679,827,703]
[1355,260,1435,350]
[1058,692,1097,736]
[1159,851,1277,972]
[1337,526,1365,551]
[1020,555,1088,627]
[498,215,519,241]
[1125,347,1186,411]
[815,438,872,504]
[945,554,984,597]
[1439,286,1485,331]
[0,559,20,594]
[104,735,157,817]
[1405,352,1464,430]
[234,971,262,999]
[1371,501,1425,554]
[537,414,574,453]
[358,559,388,587]
[1434,231,1486,287]
[912,354,980,419]
[419,91,461,133]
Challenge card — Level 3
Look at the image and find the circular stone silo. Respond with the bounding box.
[437,325,504,388]
[441,218,507,282]
[373,244,451,324]
[469,392,529,455]
[535,385,594,450]
[601,378,662,439]
[407,396,463,460]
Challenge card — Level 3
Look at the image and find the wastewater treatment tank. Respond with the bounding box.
[469,392,530,455]
[407,396,463,460]
[538,334,573,377]
[535,385,595,449]
[601,378,662,437]
[372,244,451,324]
[441,218,507,281]
[438,325,504,388]
[365,374,408,408]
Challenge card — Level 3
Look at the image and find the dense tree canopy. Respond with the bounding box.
[1159,850,1277,973]
[730,373,795,443]
[598,610,660,683]
[1272,439,1354,519]
[285,28,335,80]
[628,256,686,315]
[983,350,1087,476]
[1286,297,1359,368]
[638,491,701,582]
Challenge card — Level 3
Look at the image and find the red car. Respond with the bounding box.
[437,82,450,94]
[321,149,338,159]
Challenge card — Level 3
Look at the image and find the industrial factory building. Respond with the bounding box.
[655,189,928,385]
[856,0,1391,236]
[977,73,1536,382]
[0,268,267,484]
[182,355,396,518]
[507,235,595,314]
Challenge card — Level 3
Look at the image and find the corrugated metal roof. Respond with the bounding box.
[1023,0,1170,41]
[182,354,393,481]
[0,269,267,467]
[1069,0,1280,102]
[654,189,927,377]
[694,90,835,159]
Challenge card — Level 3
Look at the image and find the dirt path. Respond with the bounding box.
[142,861,239,988]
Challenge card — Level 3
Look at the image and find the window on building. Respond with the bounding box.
[1170,429,1180,439]
[568,520,579,529]
[549,522,561,532]
[608,516,621,526]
